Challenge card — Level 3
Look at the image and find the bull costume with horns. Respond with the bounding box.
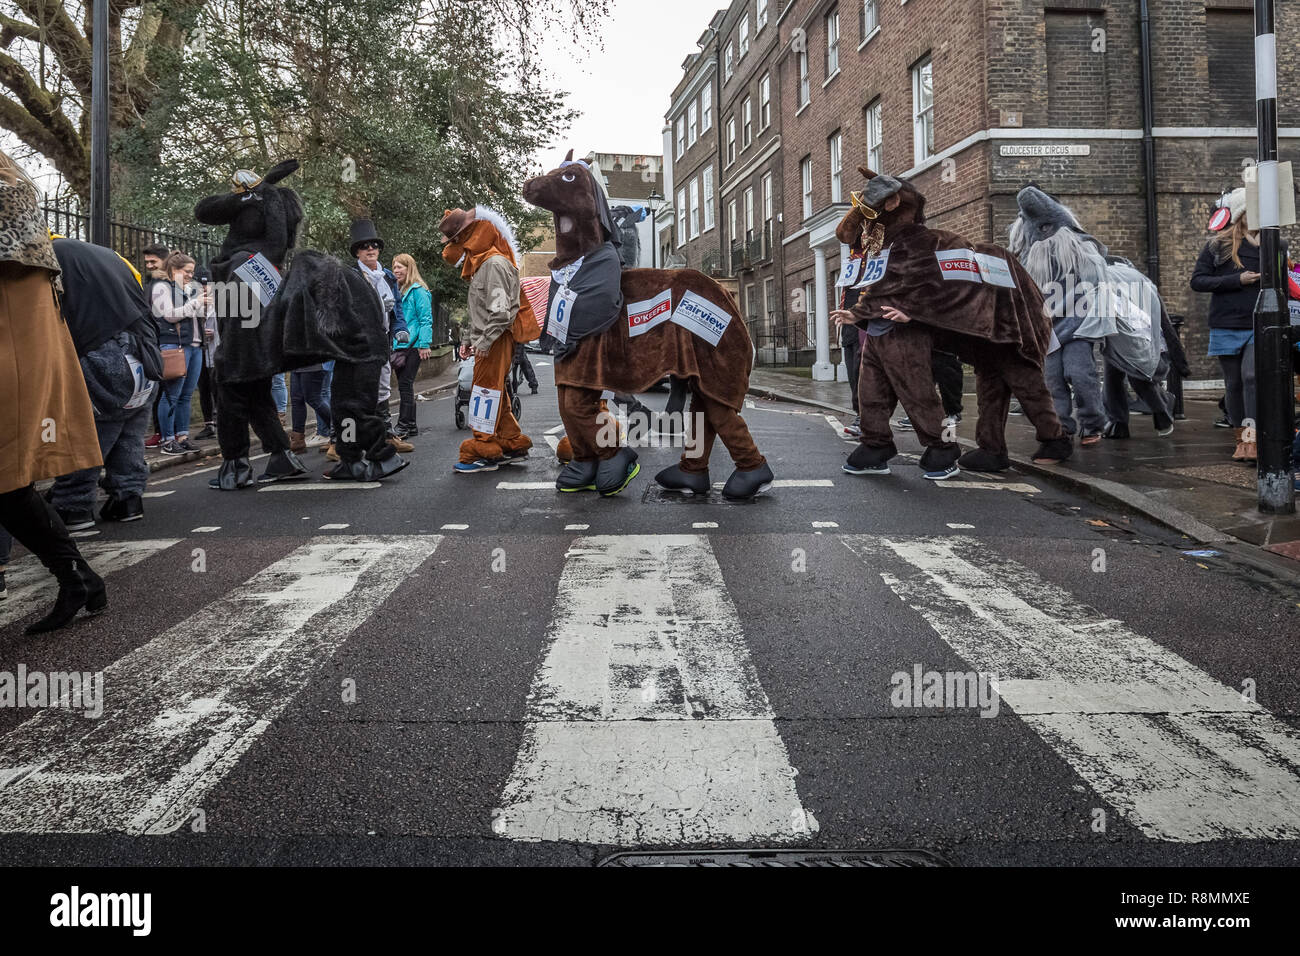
[194,159,400,488]
[834,167,1072,472]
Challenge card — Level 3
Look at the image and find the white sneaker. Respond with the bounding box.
[306,433,328,447]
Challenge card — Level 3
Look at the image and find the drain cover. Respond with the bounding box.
[598,849,949,867]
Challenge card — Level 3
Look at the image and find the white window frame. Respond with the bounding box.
[739,16,750,57]
[761,172,773,254]
[743,186,755,242]
[725,43,734,80]
[800,156,813,220]
[687,102,698,147]
[804,280,816,344]
[826,8,840,79]
[701,84,713,132]
[798,49,810,107]
[829,129,843,202]
[689,178,700,239]
[759,73,772,129]
[742,96,753,147]
[860,0,878,43]
[726,117,737,165]
[676,187,687,246]
[758,0,770,31]
[763,276,775,326]
[675,116,685,159]
[912,55,934,165]
[702,166,715,231]
[728,198,738,250]
[745,282,758,320]
[866,98,884,173]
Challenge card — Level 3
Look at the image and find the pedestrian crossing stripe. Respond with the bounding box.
[0,535,440,834]
[843,534,1300,842]
[937,481,1040,494]
[0,539,181,631]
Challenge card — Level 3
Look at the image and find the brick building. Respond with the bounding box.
[665,0,1300,379]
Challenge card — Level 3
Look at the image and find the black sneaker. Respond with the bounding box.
[1009,401,1024,416]
[1213,416,1232,428]
[194,424,216,440]
[158,439,185,456]
[177,438,199,452]
[56,507,96,532]
[895,417,914,431]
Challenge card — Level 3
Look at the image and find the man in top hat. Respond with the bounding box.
[350,219,412,453]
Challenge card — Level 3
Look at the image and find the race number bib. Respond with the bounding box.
[468,385,503,434]
[548,286,578,345]
[853,248,891,288]
[838,257,864,288]
[123,353,156,410]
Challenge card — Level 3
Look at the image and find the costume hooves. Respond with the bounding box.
[1031,436,1074,464]
[208,458,254,490]
[323,460,369,481]
[556,459,598,492]
[655,464,711,495]
[258,450,309,483]
[497,449,530,466]
[596,448,640,497]
[846,443,896,471]
[1102,421,1130,440]
[365,455,409,481]
[99,494,144,523]
[722,462,774,500]
[555,436,573,464]
[957,448,1011,472]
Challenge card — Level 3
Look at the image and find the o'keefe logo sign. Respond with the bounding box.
[627,289,673,337]
[936,249,1017,288]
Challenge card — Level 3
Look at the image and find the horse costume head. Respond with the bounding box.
[522,150,620,269]
[1008,184,1109,291]
[195,158,304,276]
[835,167,927,255]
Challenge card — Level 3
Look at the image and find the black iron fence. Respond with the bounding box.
[41,196,222,269]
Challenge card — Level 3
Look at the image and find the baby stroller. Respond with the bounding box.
[454,353,523,430]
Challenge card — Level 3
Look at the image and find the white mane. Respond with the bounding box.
[473,204,521,264]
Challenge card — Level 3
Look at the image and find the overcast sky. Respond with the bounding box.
[533,0,717,167]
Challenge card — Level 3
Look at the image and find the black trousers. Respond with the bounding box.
[843,334,862,413]
[332,360,393,464]
[512,345,538,389]
[0,484,82,572]
[396,351,422,433]
[932,350,964,417]
[198,363,215,425]
[216,375,290,461]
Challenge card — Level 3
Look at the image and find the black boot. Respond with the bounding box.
[1031,435,1073,464]
[1102,420,1130,439]
[722,461,775,500]
[363,454,409,481]
[957,447,1011,472]
[25,558,107,634]
[655,464,711,495]
[258,450,308,483]
[323,460,369,481]
[209,457,254,490]
[556,459,598,492]
[596,447,640,497]
[99,494,144,523]
[844,442,896,475]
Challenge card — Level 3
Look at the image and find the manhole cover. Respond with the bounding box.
[598,849,949,867]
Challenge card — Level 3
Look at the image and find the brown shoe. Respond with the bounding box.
[387,435,414,453]
[1231,428,1251,463]
[289,431,306,454]
[324,443,340,462]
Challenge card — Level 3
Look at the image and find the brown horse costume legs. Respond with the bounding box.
[556,385,619,462]
[679,389,765,475]
[967,344,1067,459]
[460,334,531,463]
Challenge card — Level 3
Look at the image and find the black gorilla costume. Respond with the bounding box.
[194,159,404,487]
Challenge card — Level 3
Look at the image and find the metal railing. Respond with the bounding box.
[42,196,222,267]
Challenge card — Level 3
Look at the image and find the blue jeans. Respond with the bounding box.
[158,345,203,440]
[271,373,288,414]
[51,404,152,513]
[291,369,331,435]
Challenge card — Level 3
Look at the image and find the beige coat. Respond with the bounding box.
[0,261,102,493]
[461,255,519,353]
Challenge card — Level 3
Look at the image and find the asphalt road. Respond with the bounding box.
[2,357,1299,867]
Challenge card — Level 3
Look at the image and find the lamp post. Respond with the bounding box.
[89,0,109,246]
[648,189,664,269]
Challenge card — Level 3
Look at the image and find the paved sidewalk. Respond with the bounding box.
[749,367,1300,560]
[142,363,460,474]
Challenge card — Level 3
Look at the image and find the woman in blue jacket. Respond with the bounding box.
[391,253,434,437]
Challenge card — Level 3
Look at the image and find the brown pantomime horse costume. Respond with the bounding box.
[835,167,1071,470]
[522,152,772,498]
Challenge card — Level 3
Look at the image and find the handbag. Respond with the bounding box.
[389,349,408,373]
[160,347,187,381]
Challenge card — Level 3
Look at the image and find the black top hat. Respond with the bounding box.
[349,219,385,256]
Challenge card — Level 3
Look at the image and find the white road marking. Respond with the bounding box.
[545,425,565,435]
[441,524,469,531]
[744,400,810,416]
[191,527,220,533]
[0,539,181,630]
[843,534,1300,842]
[497,481,556,490]
[947,523,976,529]
[692,522,719,529]
[141,491,174,499]
[823,415,856,441]
[258,482,382,492]
[773,479,834,488]
[938,481,1040,494]
[812,521,839,528]
[544,435,560,454]
[319,523,350,530]
[0,535,440,834]
[564,524,589,531]
[495,534,816,845]
[69,530,99,539]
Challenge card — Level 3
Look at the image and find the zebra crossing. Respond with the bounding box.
[1,530,1298,846]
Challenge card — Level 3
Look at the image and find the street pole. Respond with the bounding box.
[1252,0,1295,513]
[89,0,110,247]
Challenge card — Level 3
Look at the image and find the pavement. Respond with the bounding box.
[3,357,1299,867]
[749,367,1300,569]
